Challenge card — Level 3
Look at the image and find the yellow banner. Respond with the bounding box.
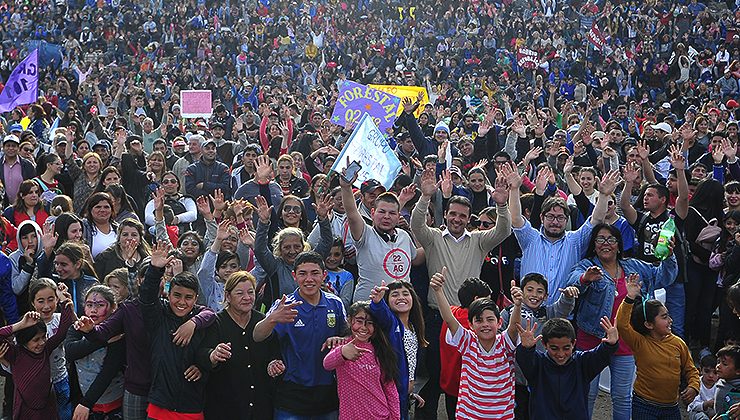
[368,85,429,118]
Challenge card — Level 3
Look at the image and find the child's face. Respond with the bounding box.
[20,232,38,255]
[33,287,57,322]
[350,310,375,343]
[325,245,343,271]
[388,287,413,314]
[701,366,719,387]
[646,305,672,337]
[544,337,575,365]
[84,293,113,325]
[716,355,740,380]
[471,309,501,342]
[522,281,547,310]
[107,279,129,302]
[217,258,239,281]
[25,331,47,354]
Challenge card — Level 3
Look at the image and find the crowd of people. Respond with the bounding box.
[1,0,740,418]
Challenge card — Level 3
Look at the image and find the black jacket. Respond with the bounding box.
[140,266,212,414]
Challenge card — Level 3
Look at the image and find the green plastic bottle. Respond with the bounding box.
[654,216,676,260]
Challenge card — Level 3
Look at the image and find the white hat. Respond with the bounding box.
[650,122,673,134]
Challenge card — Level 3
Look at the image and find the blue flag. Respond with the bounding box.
[0,50,39,113]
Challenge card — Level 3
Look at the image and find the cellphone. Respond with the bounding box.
[342,161,362,183]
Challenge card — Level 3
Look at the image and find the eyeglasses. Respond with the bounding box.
[595,236,618,245]
[352,317,375,327]
[161,179,178,184]
[283,205,301,214]
[21,148,33,152]
[544,214,567,222]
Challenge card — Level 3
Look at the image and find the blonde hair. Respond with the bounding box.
[82,152,103,168]
[271,227,309,259]
[223,271,257,307]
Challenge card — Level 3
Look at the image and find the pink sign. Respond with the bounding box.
[181,90,212,118]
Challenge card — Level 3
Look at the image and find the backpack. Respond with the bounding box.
[689,206,722,252]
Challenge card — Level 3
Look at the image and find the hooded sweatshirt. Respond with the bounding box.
[7,220,44,321]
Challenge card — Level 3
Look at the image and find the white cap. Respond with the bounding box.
[650,122,673,134]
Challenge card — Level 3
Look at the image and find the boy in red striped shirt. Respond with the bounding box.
[431,267,523,420]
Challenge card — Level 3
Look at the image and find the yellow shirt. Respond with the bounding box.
[616,299,700,404]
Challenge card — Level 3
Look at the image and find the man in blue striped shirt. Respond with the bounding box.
[501,163,618,305]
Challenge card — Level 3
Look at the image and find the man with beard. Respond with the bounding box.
[501,162,614,304]
[184,139,231,199]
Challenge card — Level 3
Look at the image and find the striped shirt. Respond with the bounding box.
[446,327,517,419]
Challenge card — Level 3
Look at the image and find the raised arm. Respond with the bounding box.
[339,160,366,241]
[620,162,640,225]
[592,170,619,224]
[429,268,460,335]
[501,162,524,228]
[669,146,689,220]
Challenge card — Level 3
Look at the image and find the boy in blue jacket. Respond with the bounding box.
[515,317,618,420]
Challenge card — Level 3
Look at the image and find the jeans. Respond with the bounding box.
[54,376,72,420]
[632,394,681,420]
[685,260,718,347]
[587,355,635,420]
[273,409,338,420]
[663,282,685,339]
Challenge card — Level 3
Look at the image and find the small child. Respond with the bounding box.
[431,267,522,419]
[324,237,354,308]
[515,317,618,419]
[616,273,700,418]
[714,345,740,417]
[439,278,491,419]
[323,301,400,420]
[500,273,577,419]
[0,281,75,420]
[687,355,718,420]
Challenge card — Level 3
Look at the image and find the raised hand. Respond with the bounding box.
[313,193,333,220]
[215,219,232,243]
[211,189,227,212]
[625,273,642,299]
[668,145,686,170]
[440,170,453,198]
[56,282,72,302]
[721,138,737,162]
[268,295,302,324]
[210,342,232,364]
[559,286,580,299]
[153,187,165,212]
[523,146,543,166]
[516,318,542,349]
[369,281,388,304]
[510,280,523,307]
[239,228,255,248]
[598,170,621,196]
[196,196,212,218]
[19,311,42,329]
[623,161,640,184]
[255,155,274,183]
[341,338,371,361]
[419,168,439,197]
[492,174,509,206]
[534,166,551,195]
[255,195,273,224]
[41,221,58,252]
[429,267,447,292]
[500,162,522,190]
[636,140,650,161]
[712,145,725,165]
[599,316,619,344]
[150,241,174,268]
[581,266,603,283]
[563,155,575,174]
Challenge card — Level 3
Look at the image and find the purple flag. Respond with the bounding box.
[0,50,39,113]
[330,80,400,136]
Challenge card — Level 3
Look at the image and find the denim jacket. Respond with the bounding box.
[568,256,678,338]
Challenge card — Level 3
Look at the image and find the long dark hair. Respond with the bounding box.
[690,178,725,223]
[105,184,135,216]
[53,212,83,250]
[385,281,428,347]
[346,302,399,384]
[13,180,43,214]
[584,223,624,260]
[717,211,740,253]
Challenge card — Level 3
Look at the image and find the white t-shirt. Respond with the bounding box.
[352,224,416,303]
[91,229,117,258]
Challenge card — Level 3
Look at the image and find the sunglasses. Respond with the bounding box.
[161,179,178,184]
[21,148,33,152]
[473,220,495,228]
[283,205,301,214]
